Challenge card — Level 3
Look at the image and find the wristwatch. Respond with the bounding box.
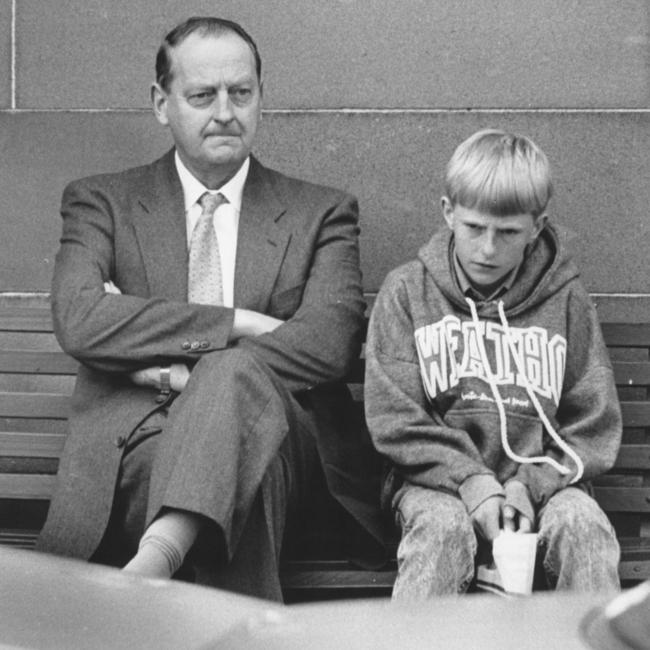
[159,365,172,396]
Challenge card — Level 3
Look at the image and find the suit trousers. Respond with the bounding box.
[92,347,319,601]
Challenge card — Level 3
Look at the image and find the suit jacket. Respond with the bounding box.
[37,149,387,564]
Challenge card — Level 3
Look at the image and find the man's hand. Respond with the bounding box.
[470,495,504,542]
[109,283,280,382]
[130,364,191,392]
[231,309,283,339]
[104,281,121,294]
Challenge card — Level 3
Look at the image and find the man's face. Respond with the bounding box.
[442,198,546,294]
[152,31,262,187]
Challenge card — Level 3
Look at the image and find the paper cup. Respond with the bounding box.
[492,530,538,595]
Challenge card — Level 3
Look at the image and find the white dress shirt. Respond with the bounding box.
[175,152,250,308]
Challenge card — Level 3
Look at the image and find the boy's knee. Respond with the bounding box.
[540,488,613,540]
[397,487,474,543]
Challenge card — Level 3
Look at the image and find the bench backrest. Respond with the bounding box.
[1,303,649,544]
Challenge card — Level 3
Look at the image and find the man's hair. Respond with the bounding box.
[444,129,552,218]
[156,17,262,91]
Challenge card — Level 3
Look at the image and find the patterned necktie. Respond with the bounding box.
[188,192,228,305]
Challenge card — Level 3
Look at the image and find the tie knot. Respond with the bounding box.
[199,191,227,216]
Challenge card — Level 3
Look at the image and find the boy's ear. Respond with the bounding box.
[441,196,454,229]
[532,213,548,239]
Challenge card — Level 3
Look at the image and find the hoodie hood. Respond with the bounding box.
[365,218,621,511]
[417,223,581,316]
[414,222,588,484]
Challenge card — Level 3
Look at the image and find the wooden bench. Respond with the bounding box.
[1,296,649,601]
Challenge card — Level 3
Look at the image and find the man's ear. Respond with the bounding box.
[151,83,169,126]
[258,80,264,120]
[441,196,454,229]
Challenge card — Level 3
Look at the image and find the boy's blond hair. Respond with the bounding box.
[444,129,552,218]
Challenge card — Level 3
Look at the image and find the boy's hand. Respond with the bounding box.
[502,505,533,533]
[471,495,504,542]
[504,480,535,533]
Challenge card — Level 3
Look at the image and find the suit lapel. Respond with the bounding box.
[234,158,290,311]
[131,150,189,301]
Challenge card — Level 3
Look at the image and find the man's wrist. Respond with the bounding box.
[159,365,171,395]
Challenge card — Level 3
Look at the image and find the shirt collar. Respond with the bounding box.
[453,252,520,302]
[174,151,250,213]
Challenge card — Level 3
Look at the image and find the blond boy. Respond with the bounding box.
[365,129,621,598]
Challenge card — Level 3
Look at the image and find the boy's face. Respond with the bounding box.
[442,198,547,295]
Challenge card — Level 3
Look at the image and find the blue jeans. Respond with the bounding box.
[392,484,620,600]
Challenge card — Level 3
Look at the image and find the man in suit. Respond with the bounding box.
[36,16,385,601]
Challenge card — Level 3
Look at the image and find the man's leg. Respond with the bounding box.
[92,411,166,568]
[392,485,476,599]
[125,348,318,597]
[193,422,318,601]
[537,486,620,592]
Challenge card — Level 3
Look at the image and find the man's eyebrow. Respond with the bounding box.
[228,77,255,87]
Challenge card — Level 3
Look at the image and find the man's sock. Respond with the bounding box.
[123,509,202,579]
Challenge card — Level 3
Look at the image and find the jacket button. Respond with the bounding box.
[115,435,126,448]
[200,340,209,349]
[155,394,166,404]
[190,341,200,350]
[181,341,191,350]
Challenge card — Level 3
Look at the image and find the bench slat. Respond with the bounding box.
[0,308,53,333]
[282,569,396,592]
[0,432,66,457]
[0,350,78,375]
[4,482,644,516]
[601,323,650,346]
[1,308,648,344]
[342,360,650,389]
[0,474,56,499]
[594,487,650,513]
[613,361,650,386]
[0,394,70,419]
[0,527,646,586]
[614,445,650,470]
[620,402,650,427]
[2,429,647,471]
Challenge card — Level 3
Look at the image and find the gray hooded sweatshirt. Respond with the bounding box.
[365,224,622,517]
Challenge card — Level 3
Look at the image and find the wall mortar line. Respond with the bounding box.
[0,108,647,115]
[10,0,16,109]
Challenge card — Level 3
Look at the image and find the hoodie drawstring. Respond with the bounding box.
[465,297,584,484]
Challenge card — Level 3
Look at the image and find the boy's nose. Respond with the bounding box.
[480,232,497,257]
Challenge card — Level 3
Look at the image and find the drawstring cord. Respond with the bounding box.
[465,297,583,483]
